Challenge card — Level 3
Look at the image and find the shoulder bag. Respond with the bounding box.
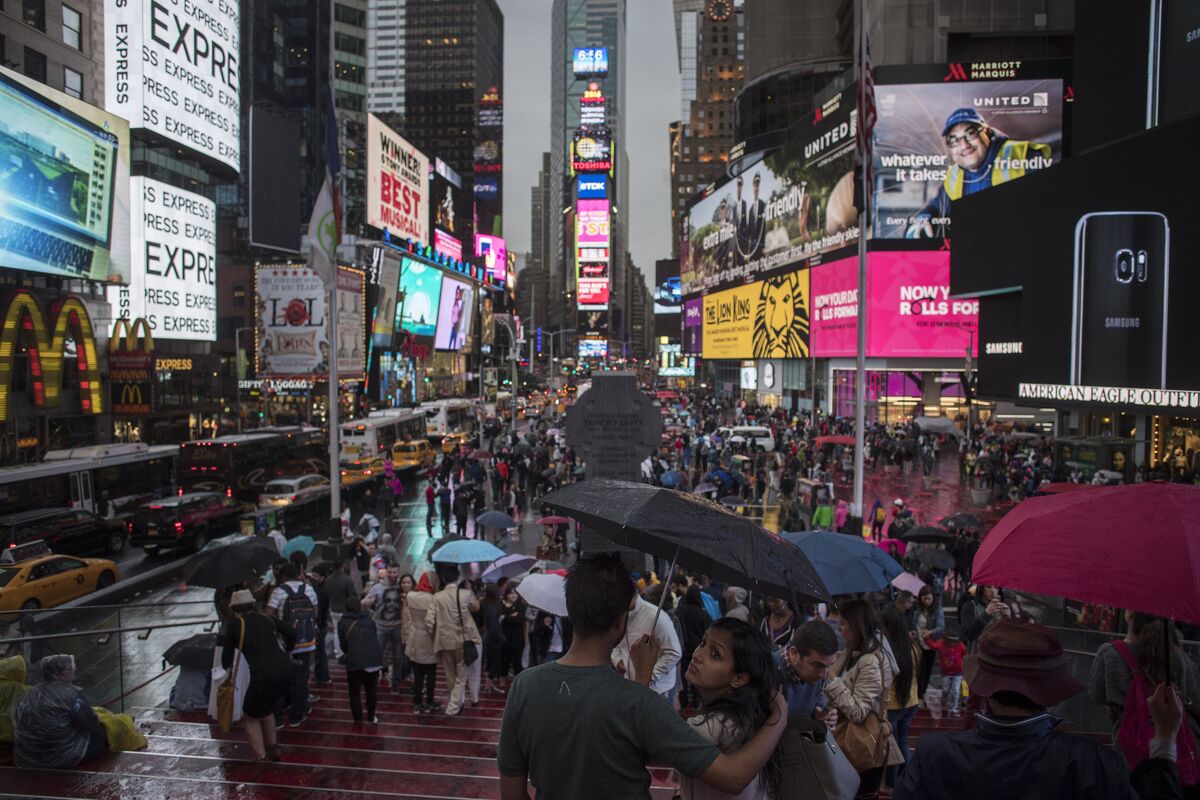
[780,713,860,800]
[217,616,245,733]
[456,587,479,667]
[832,650,892,773]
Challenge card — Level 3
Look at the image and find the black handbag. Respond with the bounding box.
[456,586,480,666]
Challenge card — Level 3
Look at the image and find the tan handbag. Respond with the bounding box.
[217,616,246,733]
[832,651,891,772]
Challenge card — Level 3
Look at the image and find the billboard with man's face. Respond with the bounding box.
[871,61,1067,240]
[682,92,858,297]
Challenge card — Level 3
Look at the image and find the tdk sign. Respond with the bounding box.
[577,176,608,199]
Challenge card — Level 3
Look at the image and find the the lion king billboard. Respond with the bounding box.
[702,271,811,360]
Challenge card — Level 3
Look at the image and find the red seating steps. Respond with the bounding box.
[0,667,677,799]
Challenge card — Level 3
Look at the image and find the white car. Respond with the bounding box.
[716,426,776,452]
[258,475,331,508]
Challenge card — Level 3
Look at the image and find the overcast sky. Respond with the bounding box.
[499,0,681,275]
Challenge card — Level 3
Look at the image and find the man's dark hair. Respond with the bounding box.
[436,564,461,586]
[289,551,308,570]
[790,619,838,657]
[565,552,635,637]
[280,563,300,581]
[989,690,1043,714]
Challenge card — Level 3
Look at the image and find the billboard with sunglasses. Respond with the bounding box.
[871,61,1068,241]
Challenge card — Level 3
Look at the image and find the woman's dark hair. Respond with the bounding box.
[400,572,415,588]
[880,605,914,704]
[917,585,938,610]
[1130,613,1181,686]
[483,583,501,606]
[564,552,635,636]
[346,594,362,613]
[697,618,782,796]
[683,584,705,607]
[838,599,882,668]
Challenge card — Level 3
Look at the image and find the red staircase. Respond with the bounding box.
[0,668,678,799]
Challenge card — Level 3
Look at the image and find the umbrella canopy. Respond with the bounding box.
[282,535,316,559]
[482,554,537,583]
[939,513,983,531]
[541,479,829,603]
[728,435,746,444]
[532,559,568,572]
[891,572,926,595]
[973,483,1200,623]
[909,547,955,571]
[914,416,964,438]
[476,510,517,530]
[876,538,908,558]
[1036,482,1095,496]
[315,541,353,562]
[901,526,955,545]
[693,482,718,495]
[660,470,686,488]
[780,531,902,596]
[814,435,855,448]
[183,535,280,589]
[515,573,568,616]
[427,534,468,560]
[162,633,219,670]
[431,538,507,564]
[536,516,570,526]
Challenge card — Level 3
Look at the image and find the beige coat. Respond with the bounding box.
[425,585,481,653]
[403,590,438,665]
[824,642,905,768]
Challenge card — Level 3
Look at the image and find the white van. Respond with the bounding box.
[717,426,775,452]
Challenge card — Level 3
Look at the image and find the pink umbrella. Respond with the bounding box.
[891,572,926,595]
[876,538,907,558]
[974,483,1200,623]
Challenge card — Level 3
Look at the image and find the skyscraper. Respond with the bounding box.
[367,0,407,114]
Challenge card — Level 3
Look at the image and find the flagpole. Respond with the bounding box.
[851,0,869,526]
[326,0,342,539]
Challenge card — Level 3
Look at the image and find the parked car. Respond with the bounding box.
[0,508,126,556]
[0,540,120,613]
[716,425,776,452]
[340,456,386,487]
[392,439,435,471]
[258,475,331,509]
[130,492,243,554]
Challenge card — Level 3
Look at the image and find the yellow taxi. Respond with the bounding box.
[0,541,120,613]
[340,456,387,487]
[442,431,471,454]
[392,439,435,471]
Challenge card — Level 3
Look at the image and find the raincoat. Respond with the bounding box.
[0,655,28,765]
[11,679,103,768]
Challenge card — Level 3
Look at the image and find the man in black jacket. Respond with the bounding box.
[895,620,1182,800]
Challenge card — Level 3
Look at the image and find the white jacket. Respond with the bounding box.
[611,598,682,695]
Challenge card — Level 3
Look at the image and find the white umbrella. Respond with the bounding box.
[482,553,537,583]
[515,573,568,616]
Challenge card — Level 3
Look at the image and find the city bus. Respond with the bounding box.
[420,398,475,441]
[0,443,179,518]
[179,427,326,503]
[338,408,426,464]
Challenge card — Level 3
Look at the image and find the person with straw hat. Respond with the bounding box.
[894,619,1184,799]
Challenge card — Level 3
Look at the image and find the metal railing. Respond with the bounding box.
[1,600,223,714]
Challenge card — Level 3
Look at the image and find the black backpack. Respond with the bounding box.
[280,583,317,651]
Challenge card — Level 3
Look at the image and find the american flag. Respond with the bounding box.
[856,32,877,216]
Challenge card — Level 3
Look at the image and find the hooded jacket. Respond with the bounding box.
[404,578,439,665]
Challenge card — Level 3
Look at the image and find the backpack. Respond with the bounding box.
[1112,640,1200,785]
[280,583,317,652]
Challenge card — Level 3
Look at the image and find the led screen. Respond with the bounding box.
[397,258,442,338]
[434,275,474,351]
[476,234,507,284]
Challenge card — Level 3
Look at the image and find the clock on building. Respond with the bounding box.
[763,361,776,389]
[707,0,731,22]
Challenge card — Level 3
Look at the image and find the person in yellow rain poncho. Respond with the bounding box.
[0,655,29,765]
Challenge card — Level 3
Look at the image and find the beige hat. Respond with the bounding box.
[230,589,255,608]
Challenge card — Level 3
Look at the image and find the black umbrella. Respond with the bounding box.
[183,534,280,589]
[940,512,983,531]
[315,541,354,562]
[541,479,829,603]
[901,526,955,545]
[162,633,219,670]
[909,547,955,571]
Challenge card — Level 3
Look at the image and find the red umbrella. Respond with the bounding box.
[537,516,570,526]
[973,483,1200,624]
[814,435,855,448]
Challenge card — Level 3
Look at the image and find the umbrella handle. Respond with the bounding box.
[651,546,680,634]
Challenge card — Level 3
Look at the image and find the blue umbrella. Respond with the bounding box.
[282,535,316,559]
[780,531,903,596]
[476,510,517,529]
[431,538,507,564]
[660,470,685,488]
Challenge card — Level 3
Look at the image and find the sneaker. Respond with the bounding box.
[288,716,306,727]
[308,694,321,704]
[368,715,379,724]
[426,703,442,714]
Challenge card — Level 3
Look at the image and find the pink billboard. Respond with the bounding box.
[810,256,859,358]
[866,251,978,358]
[435,229,463,262]
[809,252,978,358]
[475,234,506,283]
[575,199,610,246]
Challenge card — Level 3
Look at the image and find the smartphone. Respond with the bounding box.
[1070,212,1169,389]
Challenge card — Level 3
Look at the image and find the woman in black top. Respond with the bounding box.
[221,591,294,761]
[498,586,526,689]
[480,584,505,694]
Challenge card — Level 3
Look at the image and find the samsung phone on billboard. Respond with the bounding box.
[871,61,1067,241]
[0,68,130,283]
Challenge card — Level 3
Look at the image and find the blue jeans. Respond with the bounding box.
[885,704,918,786]
[943,674,963,713]
[275,651,311,725]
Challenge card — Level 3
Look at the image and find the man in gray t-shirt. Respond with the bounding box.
[363,563,406,688]
[498,553,787,800]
